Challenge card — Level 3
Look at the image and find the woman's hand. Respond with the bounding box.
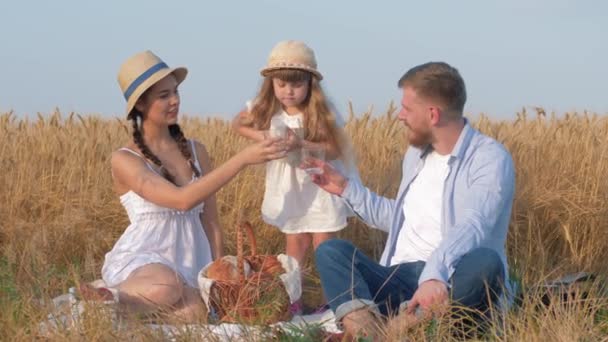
[238,138,287,165]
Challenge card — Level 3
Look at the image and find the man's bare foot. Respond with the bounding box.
[341,308,383,340]
[78,283,115,301]
[385,312,426,337]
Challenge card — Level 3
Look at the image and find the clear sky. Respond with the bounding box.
[1,0,606,120]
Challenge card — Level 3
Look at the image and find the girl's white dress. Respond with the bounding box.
[250,103,352,234]
[101,140,212,288]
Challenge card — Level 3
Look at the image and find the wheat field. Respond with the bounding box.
[1,106,608,340]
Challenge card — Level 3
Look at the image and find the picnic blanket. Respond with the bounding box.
[39,285,341,341]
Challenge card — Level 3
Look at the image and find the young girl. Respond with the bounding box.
[81,50,286,322]
[232,41,356,312]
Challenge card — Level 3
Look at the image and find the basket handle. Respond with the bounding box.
[242,221,257,256]
[236,221,258,281]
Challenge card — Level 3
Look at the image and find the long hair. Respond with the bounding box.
[129,107,200,185]
[242,69,348,159]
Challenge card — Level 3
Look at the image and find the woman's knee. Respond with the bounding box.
[121,265,186,306]
[144,277,184,306]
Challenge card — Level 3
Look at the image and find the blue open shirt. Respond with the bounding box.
[341,120,515,289]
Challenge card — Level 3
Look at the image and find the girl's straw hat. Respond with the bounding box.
[260,41,323,80]
[117,50,188,118]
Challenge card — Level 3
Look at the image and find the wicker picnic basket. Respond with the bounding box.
[198,221,301,324]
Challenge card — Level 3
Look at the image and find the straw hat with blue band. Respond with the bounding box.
[117,50,188,119]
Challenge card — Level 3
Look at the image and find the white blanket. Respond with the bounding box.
[40,287,341,341]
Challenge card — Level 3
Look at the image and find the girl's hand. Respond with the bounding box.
[239,138,287,165]
[284,128,302,152]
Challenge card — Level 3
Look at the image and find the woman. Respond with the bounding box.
[82,50,285,322]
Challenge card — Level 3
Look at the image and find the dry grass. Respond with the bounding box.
[1,106,608,340]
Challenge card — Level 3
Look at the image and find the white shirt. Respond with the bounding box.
[390,150,451,265]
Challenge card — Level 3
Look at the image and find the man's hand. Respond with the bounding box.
[386,280,449,333]
[305,158,348,196]
[407,279,449,316]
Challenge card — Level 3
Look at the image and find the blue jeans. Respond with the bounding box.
[315,239,504,322]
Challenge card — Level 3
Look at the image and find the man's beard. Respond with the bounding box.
[406,126,433,148]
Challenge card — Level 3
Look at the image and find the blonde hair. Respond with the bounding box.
[242,69,348,159]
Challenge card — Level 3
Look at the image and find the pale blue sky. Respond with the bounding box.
[1,0,606,119]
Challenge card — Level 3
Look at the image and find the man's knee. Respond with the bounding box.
[315,239,356,263]
[451,248,504,306]
[464,247,504,281]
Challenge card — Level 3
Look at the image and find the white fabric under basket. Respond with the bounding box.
[198,253,301,315]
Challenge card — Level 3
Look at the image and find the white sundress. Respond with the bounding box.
[259,110,352,234]
[101,140,213,288]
